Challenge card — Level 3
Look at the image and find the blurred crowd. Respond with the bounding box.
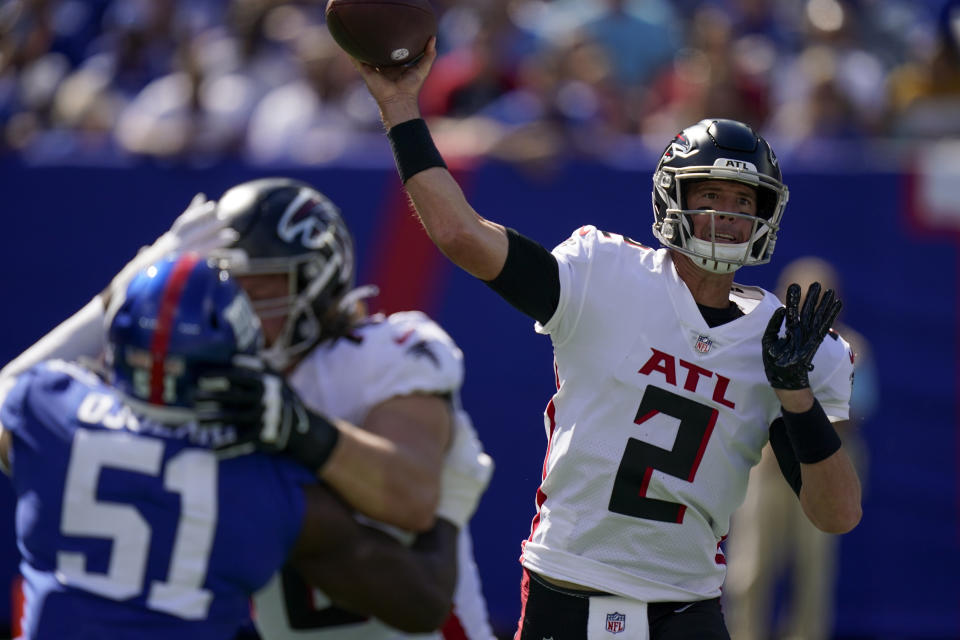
[2,0,959,167]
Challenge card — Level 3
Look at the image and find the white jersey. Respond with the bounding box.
[252,311,495,640]
[520,227,854,603]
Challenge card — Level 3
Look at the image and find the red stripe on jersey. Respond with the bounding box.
[687,409,719,481]
[442,610,468,640]
[634,409,659,425]
[149,254,199,404]
[514,569,532,640]
[527,360,561,547]
[11,574,24,639]
[543,399,556,480]
[623,236,651,250]
[715,535,728,564]
[639,467,654,496]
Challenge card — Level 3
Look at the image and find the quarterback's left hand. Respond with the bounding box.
[762,282,842,390]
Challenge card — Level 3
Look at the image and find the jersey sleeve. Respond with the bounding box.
[361,311,465,407]
[537,225,603,344]
[808,330,856,421]
[0,363,89,451]
[0,370,31,438]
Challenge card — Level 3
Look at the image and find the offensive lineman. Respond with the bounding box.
[0,254,461,639]
[0,178,496,640]
[345,40,862,639]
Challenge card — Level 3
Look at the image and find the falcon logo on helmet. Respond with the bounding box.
[278,192,342,251]
[651,118,789,274]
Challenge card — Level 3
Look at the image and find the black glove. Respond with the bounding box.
[195,359,340,471]
[762,282,842,390]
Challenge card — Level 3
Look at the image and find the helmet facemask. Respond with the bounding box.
[653,163,788,274]
[213,247,353,371]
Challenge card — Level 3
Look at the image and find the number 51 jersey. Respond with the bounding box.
[0,361,315,640]
[520,227,854,602]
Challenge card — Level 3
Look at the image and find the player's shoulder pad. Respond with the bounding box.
[358,311,465,397]
[811,324,855,380]
[0,360,101,435]
[554,225,652,260]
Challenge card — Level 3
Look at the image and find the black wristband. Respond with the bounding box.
[386,118,446,183]
[780,399,842,464]
[292,410,341,472]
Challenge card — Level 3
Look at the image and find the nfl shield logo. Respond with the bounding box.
[605,612,626,634]
[695,335,713,353]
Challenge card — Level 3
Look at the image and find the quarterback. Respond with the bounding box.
[348,39,862,640]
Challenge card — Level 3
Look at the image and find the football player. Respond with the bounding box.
[0,254,461,639]
[0,179,496,640]
[345,39,863,639]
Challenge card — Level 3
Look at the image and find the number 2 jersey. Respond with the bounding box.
[519,227,854,602]
[252,310,495,640]
[0,360,315,640]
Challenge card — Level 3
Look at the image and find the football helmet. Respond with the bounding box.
[651,118,789,274]
[105,253,262,414]
[210,178,361,370]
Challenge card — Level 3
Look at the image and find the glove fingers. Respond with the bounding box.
[799,281,821,328]
[195,410,257,429]
[762,307,786,351]
[784,284,801,329]
[811,287,834,331]
[810,289,842,339]
[194,388,260,406]
[821,297,843,339]
[197,371,263,394]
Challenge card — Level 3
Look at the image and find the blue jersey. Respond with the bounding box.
[0,361,316,640]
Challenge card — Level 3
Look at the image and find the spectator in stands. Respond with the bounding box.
[640,5,769,139]
[244,23,381,164]
[580,0,679,90]
[885,0,960,137]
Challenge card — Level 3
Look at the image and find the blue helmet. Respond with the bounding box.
[105,252,263,409]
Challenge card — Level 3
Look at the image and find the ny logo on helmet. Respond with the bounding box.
[278,192,342,251]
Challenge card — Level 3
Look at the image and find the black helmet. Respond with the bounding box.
[211,178,359,369]
[651,119,789,273]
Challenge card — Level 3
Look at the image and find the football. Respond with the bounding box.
[325,0,437,68]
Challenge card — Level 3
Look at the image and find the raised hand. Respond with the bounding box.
[350,37,438,128]
[762,282,843,390]
[195,358,340,471]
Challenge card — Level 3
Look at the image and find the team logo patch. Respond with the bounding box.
[407,340,440,368]
[663,133,696,162]
[278,191,341,250]
[695,335,713,353]
[605,612,626,634]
